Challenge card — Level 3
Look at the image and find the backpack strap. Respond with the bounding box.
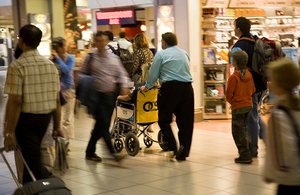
[277,105,300,157]
[238,37,256,43]
[108,45,118,56]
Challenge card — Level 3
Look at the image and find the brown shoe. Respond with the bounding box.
[85,153,102,162]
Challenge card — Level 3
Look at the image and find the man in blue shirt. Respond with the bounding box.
[141,32,194,161]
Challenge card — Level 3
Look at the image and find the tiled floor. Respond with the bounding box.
[0,98,276,195]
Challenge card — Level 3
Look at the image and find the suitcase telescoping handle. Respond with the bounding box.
[0,146,37,188]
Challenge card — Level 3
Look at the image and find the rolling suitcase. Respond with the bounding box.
[0,147,72,195]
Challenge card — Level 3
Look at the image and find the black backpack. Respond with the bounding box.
[240,35,276,82]
[108,44,134,75]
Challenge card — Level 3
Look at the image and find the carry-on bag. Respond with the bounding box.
[0,147,72,195]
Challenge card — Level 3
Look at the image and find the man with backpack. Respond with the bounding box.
[231,17,267,158]
[118,31,133,54]
[105,31,134,76]
[105,31,118,52]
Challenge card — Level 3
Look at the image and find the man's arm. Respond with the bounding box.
[4,94,22,152]
[115,58,130,95]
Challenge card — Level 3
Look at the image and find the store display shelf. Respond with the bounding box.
[204,112,225,115]
[204,96,225,100]
[202,27,217,30]
[267,25,296,29]
[203,64,227,68]
[266,16,293,19]
[205,80,225,84]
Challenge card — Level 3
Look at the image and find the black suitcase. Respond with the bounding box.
[0,147,72,195]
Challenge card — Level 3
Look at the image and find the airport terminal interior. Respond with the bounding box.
[1,0,300,194]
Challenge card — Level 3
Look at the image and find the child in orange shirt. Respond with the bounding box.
[226,50,256,164]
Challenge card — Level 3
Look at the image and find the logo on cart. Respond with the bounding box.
[143,101,158,112]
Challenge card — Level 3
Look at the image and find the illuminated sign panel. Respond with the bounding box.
[96,10,135,25]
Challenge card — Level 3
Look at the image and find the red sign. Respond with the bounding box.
[109,19,120,25]
[96,10,135,25]
[96,10,133,20]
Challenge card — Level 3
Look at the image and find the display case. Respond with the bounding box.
[203,64,231,119]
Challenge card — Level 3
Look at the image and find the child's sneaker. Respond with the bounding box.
[235,157,252,164]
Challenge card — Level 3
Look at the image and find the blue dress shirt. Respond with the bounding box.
[145,46,193,88]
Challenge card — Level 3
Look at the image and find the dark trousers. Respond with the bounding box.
[158,81,194,157]
[86,92,116,155]
[15,112,52,184]
[278,185,300,195]
[232,110,252,160]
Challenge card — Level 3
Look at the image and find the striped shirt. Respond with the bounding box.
[4,49,60,114]
[80,50,129,93]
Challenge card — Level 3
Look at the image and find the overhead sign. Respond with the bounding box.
[229,0,262,7]
[205,0,230,7]
[262,0,291,7]
[291,0,300,6]
[96,10,135,25]
[229,0,300,7]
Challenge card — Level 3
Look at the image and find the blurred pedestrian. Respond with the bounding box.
[80,31,130,162]
[264,58,300,195]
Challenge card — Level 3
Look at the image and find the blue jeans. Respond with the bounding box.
[247,91,266,156]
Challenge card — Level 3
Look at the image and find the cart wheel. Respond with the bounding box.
[125,133,140,156]
[158,130,169,151]
[143,136,153,148]
[114,138,123,153]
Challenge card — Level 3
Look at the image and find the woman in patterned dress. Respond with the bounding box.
[131,33,154,84]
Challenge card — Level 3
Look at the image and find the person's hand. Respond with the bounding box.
[119,87,130,95]
[52,50,59,59]
[52,129,64,140]
[140,86,149,92]
[4,135,16,152]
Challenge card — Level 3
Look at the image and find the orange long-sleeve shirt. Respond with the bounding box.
[226,69,256,110]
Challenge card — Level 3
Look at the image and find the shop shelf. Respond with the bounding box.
[205,80,225,84]
[204,96,225,100]
[204,112,226,115]
[267,25,296,29]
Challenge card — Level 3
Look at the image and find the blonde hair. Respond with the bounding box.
[268,58,300,110]
[134,33,149,49]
